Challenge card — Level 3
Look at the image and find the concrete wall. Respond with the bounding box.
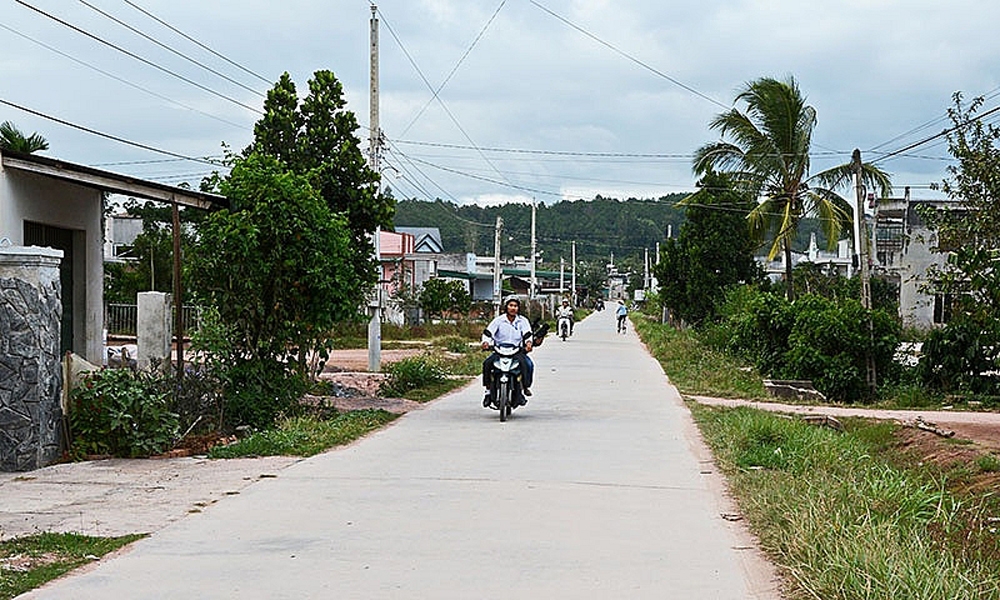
[0,168,104,363]
[897,228,947,329]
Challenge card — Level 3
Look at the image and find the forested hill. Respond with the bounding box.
[392,195,689,265]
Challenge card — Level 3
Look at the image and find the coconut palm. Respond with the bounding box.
[0,121,49,153]
[692,76,891,300]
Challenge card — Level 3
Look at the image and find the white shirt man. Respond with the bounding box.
[481,297,534,404]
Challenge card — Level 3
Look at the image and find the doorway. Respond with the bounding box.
[23,221,75,355]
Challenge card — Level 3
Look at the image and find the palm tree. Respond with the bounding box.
[692,76,891,300]
[0,121,49,153]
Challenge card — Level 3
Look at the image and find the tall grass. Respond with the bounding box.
[691,404,1000,600]
[632,313,766,398]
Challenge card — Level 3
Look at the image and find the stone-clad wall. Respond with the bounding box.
[0,247,63,471]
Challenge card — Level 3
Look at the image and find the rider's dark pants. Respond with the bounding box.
[482,352,534,389]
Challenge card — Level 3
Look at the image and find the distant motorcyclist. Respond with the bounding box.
[481,296,534,405]
[556,298,575,335]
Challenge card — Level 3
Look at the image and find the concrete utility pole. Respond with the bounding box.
[559,257,565,295]
[493,215,503,316]
[367,5,382,372]
[853,149,877,393]
[571,241,576,305]
[644,247,650,291]
[171,200,184,380]
[530,199,537,300]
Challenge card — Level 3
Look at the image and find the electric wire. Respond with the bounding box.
[383,138,463,204]
[377,7,518,190]
[527,0,727,110]
[398,0,506,137]
[0,97,224,166]
[122,0,272,85]
[77,0,266,98]
[872,102,1000,165]
[12,0,263,115]
[0,21,250,131]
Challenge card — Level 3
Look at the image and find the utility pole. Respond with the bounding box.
[493,215,503,315]
[171,200,184,381]
[559,257,565,296]
[853,148,877,393]
[367,5,382,372]
[644,247,650,291]
[530,199,537,301]
[571,241,577,305]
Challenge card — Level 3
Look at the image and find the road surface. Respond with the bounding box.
[21,305,780,599]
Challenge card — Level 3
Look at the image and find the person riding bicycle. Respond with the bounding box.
[556,298,575,335]
[481,296,535,406]
[616,301,628,333]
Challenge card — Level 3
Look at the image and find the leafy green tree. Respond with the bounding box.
[692,76,892,300]
[0,121,48,153]
[103,199,210,304]
[918,93,1000,395]
[189,153,359,428]
[654,172,762,324]
[246,71,393,288]
[575,260,608,303]
[418,278,471,320]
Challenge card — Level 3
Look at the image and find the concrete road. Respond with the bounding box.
[21,306,780,599]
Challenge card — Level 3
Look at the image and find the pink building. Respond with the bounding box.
[378,230,416,295]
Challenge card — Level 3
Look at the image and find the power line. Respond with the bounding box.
[0,21,250,131]
[12,0,262,115]
[399,0,506,137]
[527,0,727,110]
[77,0,266,98]
[872,102,1000,165]
[122,0,272,85]
[0,98,224,166]
[378,7,518,190]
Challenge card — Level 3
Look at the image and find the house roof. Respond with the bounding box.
[396,227,443,253]
[1,150,228,210]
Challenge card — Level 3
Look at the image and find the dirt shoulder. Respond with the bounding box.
[688,395,1000,453]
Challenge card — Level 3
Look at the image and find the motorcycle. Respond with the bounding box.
[485,342,527,422]
[558,315,572,341]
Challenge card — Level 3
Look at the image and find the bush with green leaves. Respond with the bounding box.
[379,355,446,397]
[69,368,179,458]
[919,311,1000,397]
[715,286,901,403]
[783,295,902,403]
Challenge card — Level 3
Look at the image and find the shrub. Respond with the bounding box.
[221,360,308,431]
[919,312,1000,396]
[782,295,901,403]
[69,368,179,458]
[715,286,901,403]
[379,355,446,397]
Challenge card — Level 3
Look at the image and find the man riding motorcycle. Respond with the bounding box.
[481,296,534,406]
[556,298,574,337]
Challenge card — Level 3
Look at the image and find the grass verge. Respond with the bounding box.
[631,312,766,399]
[0,532,144,600]
[208,409,398,458]
[632,312,1000,599]
[690,403,1000,599]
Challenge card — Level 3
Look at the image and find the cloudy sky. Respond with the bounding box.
[2,0,997,205]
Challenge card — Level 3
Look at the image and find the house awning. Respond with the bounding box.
[1,150,228,210]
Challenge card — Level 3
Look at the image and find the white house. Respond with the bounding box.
[0,150,226,363]
[873,193,958,329]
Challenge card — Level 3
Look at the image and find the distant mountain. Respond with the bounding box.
[392,195,689,266]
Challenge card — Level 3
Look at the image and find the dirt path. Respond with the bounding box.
[688,395,1000,452]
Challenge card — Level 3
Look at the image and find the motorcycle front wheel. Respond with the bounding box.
[498,380,509,422]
